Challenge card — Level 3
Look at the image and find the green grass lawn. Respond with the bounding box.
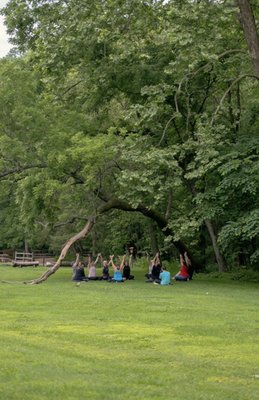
[0,265,258,400]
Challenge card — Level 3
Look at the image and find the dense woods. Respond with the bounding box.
[0,0,258,281]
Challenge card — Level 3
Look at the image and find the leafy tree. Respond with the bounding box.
[1,0,259,283]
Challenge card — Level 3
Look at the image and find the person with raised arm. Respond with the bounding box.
[145,253,156,280]
[87,253,101,280]
[122,254,135,280]
[72,253,88,282]
[173,254,190,281]
[109,254,126,282]
[151,252,162,281]
[99,254,112,280]
[184,251,194,280]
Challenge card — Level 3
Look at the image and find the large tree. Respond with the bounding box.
[1,0,259,283]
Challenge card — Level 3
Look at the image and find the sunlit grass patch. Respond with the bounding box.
[0,266,258,400]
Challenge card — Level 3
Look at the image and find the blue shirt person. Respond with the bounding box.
[109,254,126,282]
[159,268,171,285]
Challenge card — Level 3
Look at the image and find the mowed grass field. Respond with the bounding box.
[0,265,258,400]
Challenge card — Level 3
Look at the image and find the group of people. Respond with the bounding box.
[145,252,171,285]
[145,251,192,285]
[72,250,193,285]
[72,253,134,283]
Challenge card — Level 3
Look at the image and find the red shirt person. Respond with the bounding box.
[173,254,190,281]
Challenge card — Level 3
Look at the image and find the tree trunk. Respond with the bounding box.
[185,182,227,272]
[27,217,96,284]
[236,0,259,77]
[204,219,227,272]
[149,221,159,255]
[24,239,29,254]
[91,226,97,257]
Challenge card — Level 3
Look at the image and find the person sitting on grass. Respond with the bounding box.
[87,253,101,280]
[153,266,171,285]
[152,252,162,280]
[145,253,156,280]
[122,257,134,280]
[184,251,194,280]
[173,253,190,281]
[99,254,112,280]
[145,252,161,282]
[109,254,126,282]
[72,253,88,282]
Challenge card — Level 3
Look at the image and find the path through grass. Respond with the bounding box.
[0,266,258,399]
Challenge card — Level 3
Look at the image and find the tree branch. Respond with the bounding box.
[0,163,46,180]
[211,74,259,125]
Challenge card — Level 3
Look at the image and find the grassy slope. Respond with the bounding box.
[0,266,258,400]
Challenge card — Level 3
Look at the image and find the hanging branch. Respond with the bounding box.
[211,74,259,125]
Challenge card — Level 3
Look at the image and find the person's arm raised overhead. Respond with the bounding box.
[93,253,101,266]
[109,255,116,270]
[129,253,133,268]
[75,253,80,267]
[184,251,191,267]
[120,254,126,271]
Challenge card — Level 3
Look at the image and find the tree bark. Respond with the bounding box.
[236,0,259,77]
[149,220,159,255]
[204,219,227,272]
[27,217,96,284]
[185,182,227,272]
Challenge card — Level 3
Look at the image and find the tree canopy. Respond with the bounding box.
[0,0,259,282]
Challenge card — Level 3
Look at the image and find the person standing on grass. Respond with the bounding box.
[87,253,101,280]
[72,253,88,282]
[109,254,126,282]
[173,254,190,281]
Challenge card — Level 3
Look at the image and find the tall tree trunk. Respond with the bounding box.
[185,182,226,272]
[91,226,97,257]
[204,219,227,272]
[24,239,29,254]
[149,221,159,255]
[236,0,259,77]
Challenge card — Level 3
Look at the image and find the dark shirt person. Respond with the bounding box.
[122,261,134,280]
[72,253,88,282]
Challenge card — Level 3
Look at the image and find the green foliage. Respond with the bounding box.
[1,0,259,272]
